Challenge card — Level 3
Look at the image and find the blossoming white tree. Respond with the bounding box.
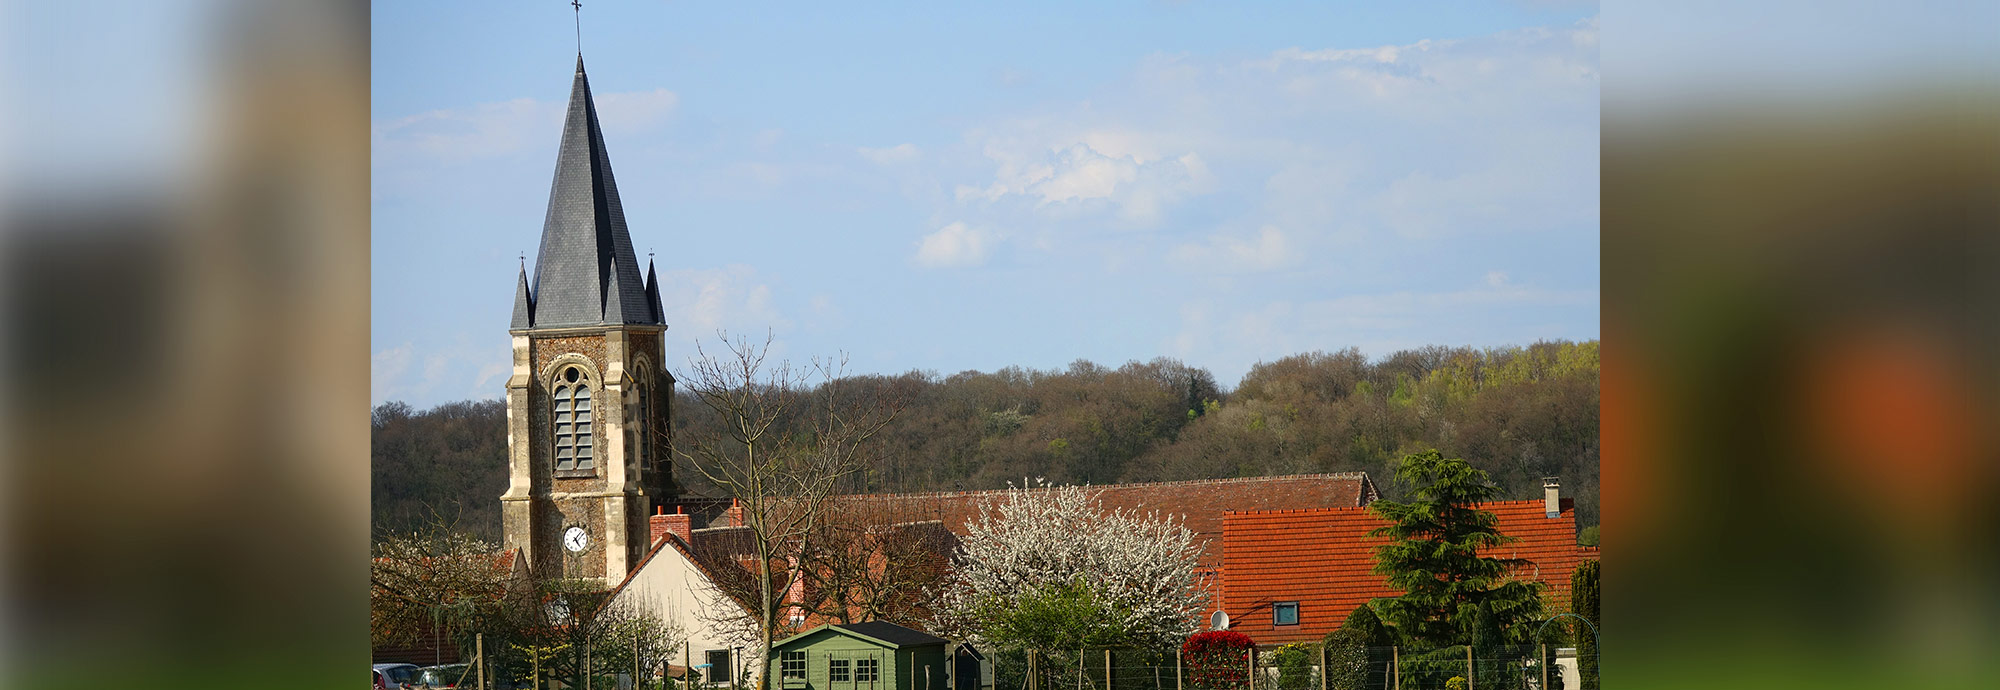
[937,479,1209,650]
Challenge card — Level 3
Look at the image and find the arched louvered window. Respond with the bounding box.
[553,366,595,472]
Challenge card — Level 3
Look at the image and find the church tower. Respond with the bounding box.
[503,55,676,587]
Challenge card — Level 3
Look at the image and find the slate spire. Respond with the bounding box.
[511,260,534,329]
[523,54,658,328]
[644,258,664,324]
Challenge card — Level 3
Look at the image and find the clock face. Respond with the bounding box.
[563,526,589,552]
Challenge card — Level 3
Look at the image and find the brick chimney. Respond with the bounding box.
[725,498,745,528]
[1543,477,1561,518]
[651,505,692,545]
[784,555,808,629]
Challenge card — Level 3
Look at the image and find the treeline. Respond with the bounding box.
[372,399,508,542]
[371,340,1599,543]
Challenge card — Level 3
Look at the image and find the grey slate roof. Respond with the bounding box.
[518,55,664,329]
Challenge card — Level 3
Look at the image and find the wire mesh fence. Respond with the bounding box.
[981,645,1594,690]
[411,638,1594,690]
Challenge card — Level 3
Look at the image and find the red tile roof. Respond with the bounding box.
[837,472,1380,569]
[1220,498,1591,645]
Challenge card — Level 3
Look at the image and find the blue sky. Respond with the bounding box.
[371,1,1601,408]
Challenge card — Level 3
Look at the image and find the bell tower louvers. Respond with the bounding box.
[504,55,676,587]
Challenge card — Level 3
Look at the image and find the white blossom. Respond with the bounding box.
[937,479,1210,648]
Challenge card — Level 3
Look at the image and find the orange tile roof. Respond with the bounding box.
[1220,498,1591,645]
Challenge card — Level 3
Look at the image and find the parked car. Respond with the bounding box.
[374,663,420,690]
[417,663,473,689]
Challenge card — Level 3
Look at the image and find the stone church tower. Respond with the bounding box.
[502,55,676,587]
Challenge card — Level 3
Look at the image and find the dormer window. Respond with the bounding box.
[553,365,595,475]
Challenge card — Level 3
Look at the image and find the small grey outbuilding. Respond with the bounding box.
[768,622,951,690]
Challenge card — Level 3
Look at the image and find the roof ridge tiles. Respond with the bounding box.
[838,471,1373,501]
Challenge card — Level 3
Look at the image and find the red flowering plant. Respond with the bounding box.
[1182,630,1255,690]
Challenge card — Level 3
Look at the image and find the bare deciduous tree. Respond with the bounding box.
[795,496,957,628]
[491,578,685,690]
[674,331,908,690]
[370,513,516,654]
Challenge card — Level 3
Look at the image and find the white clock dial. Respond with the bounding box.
[563,526,589,552]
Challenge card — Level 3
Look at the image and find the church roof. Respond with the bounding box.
[519,54,662,330]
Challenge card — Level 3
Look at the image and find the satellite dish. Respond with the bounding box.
[1210,610,1230,630]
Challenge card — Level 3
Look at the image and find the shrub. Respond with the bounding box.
[1268,643,1318,690]
[1182,630,1255,690]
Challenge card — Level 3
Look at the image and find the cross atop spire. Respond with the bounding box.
[572,0,583,55]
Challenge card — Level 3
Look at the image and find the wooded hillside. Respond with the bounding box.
[372,340,1599,543]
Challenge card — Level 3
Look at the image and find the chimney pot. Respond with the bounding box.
[651,508,692,546]
[725,498,745,528]
[1543,477,1562,519]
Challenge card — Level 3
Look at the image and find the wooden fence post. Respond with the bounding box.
[1391,647,1398,690]
[475,633,485,690]
[1174,648,1182,690]
[1540,644,1548,690]
[1106,649,1113,690]
[1466,646,1472,690]
[1246,647,1254,690]
[1316,645,1325,690]
[1029,649,1038,690]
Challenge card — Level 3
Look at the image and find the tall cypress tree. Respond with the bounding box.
[1571,559,1600,689]
[1367,450,1547,648]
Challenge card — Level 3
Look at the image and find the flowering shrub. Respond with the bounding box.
[1182,630,1255,689]
[1445,676,1467,690]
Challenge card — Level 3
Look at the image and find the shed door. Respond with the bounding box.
[828,651,883,690]
[953,649,980,690]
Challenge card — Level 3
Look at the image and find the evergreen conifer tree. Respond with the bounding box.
[1571,559,1599,689]
[1367,450,1546,649]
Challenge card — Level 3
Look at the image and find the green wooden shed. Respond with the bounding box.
[769,621,951,690]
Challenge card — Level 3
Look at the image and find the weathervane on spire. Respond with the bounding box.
[571,0,582,55]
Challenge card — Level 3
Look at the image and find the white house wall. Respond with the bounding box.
[610,541,766,686]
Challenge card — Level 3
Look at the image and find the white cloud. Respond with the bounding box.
[858,143,920,165]
[1165,277,1597,380]
[470,360,511,395]
[914,222,995,268]
[595,89,681,136]
[372,343,415,402]
[658,264,791,339]
[373,88,678,163]
[957,140,1215,225]
[373,98,560,161]
[1171,225,1296,273]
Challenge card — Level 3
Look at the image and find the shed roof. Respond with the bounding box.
[774,621,948,650]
